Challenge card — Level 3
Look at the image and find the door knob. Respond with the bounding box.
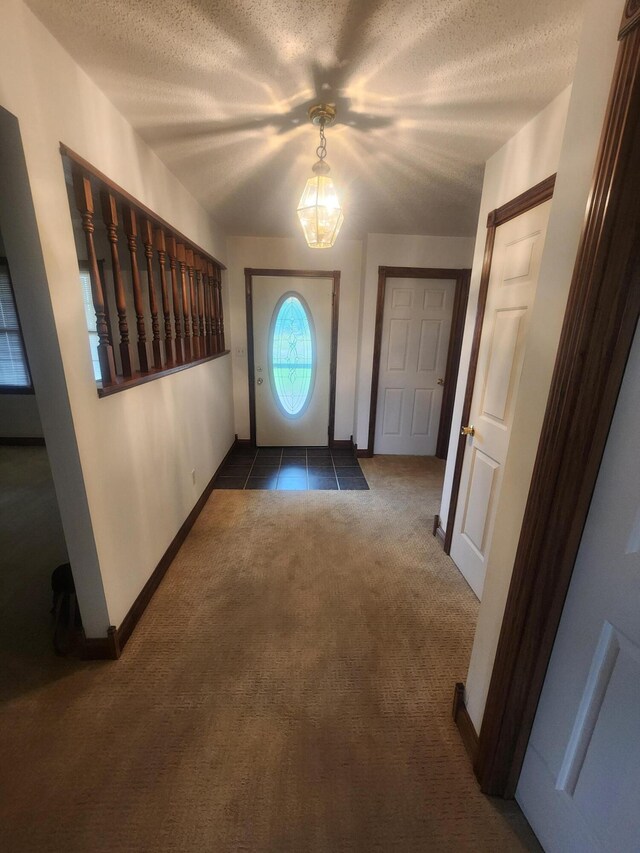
[257,377,263,385]
[461,424,475,437]
[437,377,445,386]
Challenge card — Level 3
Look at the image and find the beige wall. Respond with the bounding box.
[438,87,572,532]
[0,0,234,634]
[354,233,475,450]
[227,233,475,448]
[463,0,626,731]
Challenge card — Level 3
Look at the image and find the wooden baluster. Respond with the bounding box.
[122,205,149,373]
[176,243,192,361]
[140,218,163,369]
[154,228,174,366]
[166,236,183,364]
[209,262,219,353]
[72,169,116,385]
[195,256,206,355]
[207,262,217,354]
[216,266,225,351]
[101,190,133,377]
[185,249,199,359]
[202,259,212,355]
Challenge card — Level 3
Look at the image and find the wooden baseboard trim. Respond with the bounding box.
[330,436,355,450]
[0,436,46,446]
[234,435,254,448]
[82,439,236,660]
[433,514,446,548]
[453,682,479,763]
[355,448,370,458]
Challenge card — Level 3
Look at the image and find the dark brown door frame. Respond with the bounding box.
[364,266,471,458]
[473,2,640,797]
[443,175,556,554]
[244,268,341,447]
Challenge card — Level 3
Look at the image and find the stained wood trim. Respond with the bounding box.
[96,350,229,398]
[366,266,471,459]
[432,514,446,549]
[443,175,556,554]
[331,437,355,450]
[487,174,556,229]
[60,145,226,270]
[245,268,341,447]
[619,0,640,39]
[475,22,640,797]
[453,683,479,762]
[436,269,470,459]
[82,439,237,660]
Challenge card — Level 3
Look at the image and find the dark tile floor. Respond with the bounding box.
[214,446,369,491]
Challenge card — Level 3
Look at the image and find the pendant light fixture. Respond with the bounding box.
[297,104,344,249]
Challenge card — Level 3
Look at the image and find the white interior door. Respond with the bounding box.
[252,276,332,446]
[450,200,551,598]
[516,328,640,853]
[374,277,455,455]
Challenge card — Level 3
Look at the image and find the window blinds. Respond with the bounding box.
[0,260,31,387]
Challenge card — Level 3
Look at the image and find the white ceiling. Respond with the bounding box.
[27,0,585,239]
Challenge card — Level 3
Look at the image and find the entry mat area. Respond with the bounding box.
[214,446,369,491]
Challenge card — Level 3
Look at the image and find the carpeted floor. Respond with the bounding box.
[0,452,540,852]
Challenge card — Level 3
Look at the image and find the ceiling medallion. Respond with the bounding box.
[296,104,344,249]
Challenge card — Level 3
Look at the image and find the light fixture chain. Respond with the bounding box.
[316,118,327,162]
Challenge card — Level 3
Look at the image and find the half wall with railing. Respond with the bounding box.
[61,145,227,397]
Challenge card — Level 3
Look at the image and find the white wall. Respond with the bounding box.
[0,0,234,634]
[462,0,626,731]
[227,236,364,442]
[354,234,475,450]
[438,87,572,531]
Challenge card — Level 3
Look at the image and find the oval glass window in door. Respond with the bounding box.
[269,293,316,417]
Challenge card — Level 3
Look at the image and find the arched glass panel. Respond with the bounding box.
[269,293,315,417]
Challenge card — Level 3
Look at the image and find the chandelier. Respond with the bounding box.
[297,104,344,249]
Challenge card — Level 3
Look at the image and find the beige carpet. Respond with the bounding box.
[0,454,540,852]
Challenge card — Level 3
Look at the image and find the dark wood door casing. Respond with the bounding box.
[366,266,471,459]
[244,268,341,447]
[443,175,556,554]
[474,2,640,797]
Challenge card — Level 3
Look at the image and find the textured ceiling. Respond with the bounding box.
[27,0,586,238]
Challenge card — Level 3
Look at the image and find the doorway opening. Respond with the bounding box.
[365,266,470,459]
[0,247,72,680]
[245,268,340,448]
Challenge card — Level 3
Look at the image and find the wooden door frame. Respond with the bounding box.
[443,175,556,553]
[364,266,471,458]
[471,2,640,797]
[244,268,341,447]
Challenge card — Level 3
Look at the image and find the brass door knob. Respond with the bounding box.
[437,377,445,386]
[461,424,475,437]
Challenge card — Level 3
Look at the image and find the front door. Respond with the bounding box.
[450,199,551,598]
[252,275,333,447]
[374,277,455,455]
[516,329,640,852]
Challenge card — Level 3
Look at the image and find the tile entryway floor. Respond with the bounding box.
[214,446,369,491]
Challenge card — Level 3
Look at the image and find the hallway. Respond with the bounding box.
[0,456,539,852]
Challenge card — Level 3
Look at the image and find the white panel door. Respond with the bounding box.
[450,200,551,598]
[374,278,455,454]
[517,329,640,853]
[253,276,332,446]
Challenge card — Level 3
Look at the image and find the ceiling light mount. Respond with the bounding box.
[308,103,336,127]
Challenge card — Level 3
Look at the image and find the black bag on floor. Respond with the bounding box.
[51,563,82,656]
